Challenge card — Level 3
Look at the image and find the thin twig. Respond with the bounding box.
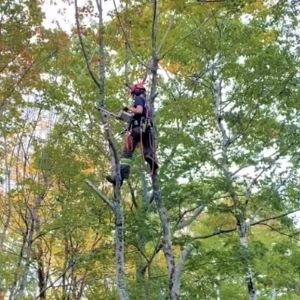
[35,261,76,299]
[157,13,175,54]
[192,208,300,240]
[259,223,300,241]
[112,0,150,70]
[74,0,100,88]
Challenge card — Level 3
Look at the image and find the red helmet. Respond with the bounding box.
[129,82,146,95]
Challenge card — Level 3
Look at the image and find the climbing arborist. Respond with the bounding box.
[106,83,158,186]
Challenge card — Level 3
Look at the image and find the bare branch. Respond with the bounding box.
[173,244,193,296]
[35,261,76,299]
[157,13,175,54]
[85,179,115,211]
[160,17,212,60]
[127,180,138,209]
[192,208,300,240]
[112,0,150,70]
[140,240,163,275]
[192,227,236,240]
[259,223,300,241]
[175,205,205,230]
[74,0,100,88]
[250,208,300,226]
[249,204,266,223]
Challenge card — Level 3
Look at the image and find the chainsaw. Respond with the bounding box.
[96,106,133,123]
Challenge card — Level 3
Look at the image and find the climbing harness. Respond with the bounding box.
[138,104,157,175]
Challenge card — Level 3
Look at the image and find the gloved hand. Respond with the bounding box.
[123,106,129,112]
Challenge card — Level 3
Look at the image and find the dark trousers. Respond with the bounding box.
[120,126,158,180]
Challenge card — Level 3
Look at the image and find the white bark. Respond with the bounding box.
[176,206,204,230]
[172,245,193,298]
[237,220,256,300]
[0,135,12,250]
[152,177,176,299]
[115,205,128,300]
[9,194,45,300]
[211,70,256,300]
[149,2,181,299]
[74,1,129,299]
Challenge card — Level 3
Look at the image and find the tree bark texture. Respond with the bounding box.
[149,2,189,299]
[95,1,128,299]
[238,220,257,300]
[211,71,256,300]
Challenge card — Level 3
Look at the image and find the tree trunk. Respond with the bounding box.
[0,135,13,249]
[95,1,128,299]
[14,195,45,300]
[37,244,47,300]
[149,2,179,299]
[114,204,128,300]
[152,177,176,299]
[136,171,149,300]
[237,220,256,300]
[211,69,256,300]
[171,245,193,299]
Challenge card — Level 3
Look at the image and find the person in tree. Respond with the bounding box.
[106,83,158,186]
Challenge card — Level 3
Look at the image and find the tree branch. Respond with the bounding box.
[173,244,193,297]
[192,208,300,240]
[259,223,300,241]
[157,13,175,54]
[74,0,100,88]
[175,205,205,230]
[85,179,115,211]
[160,10,215,59]
[0,50,57,111]
[250,208,300,226]
[112,0,150,70]
[35,261,76,299]
[140,240,163,276]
